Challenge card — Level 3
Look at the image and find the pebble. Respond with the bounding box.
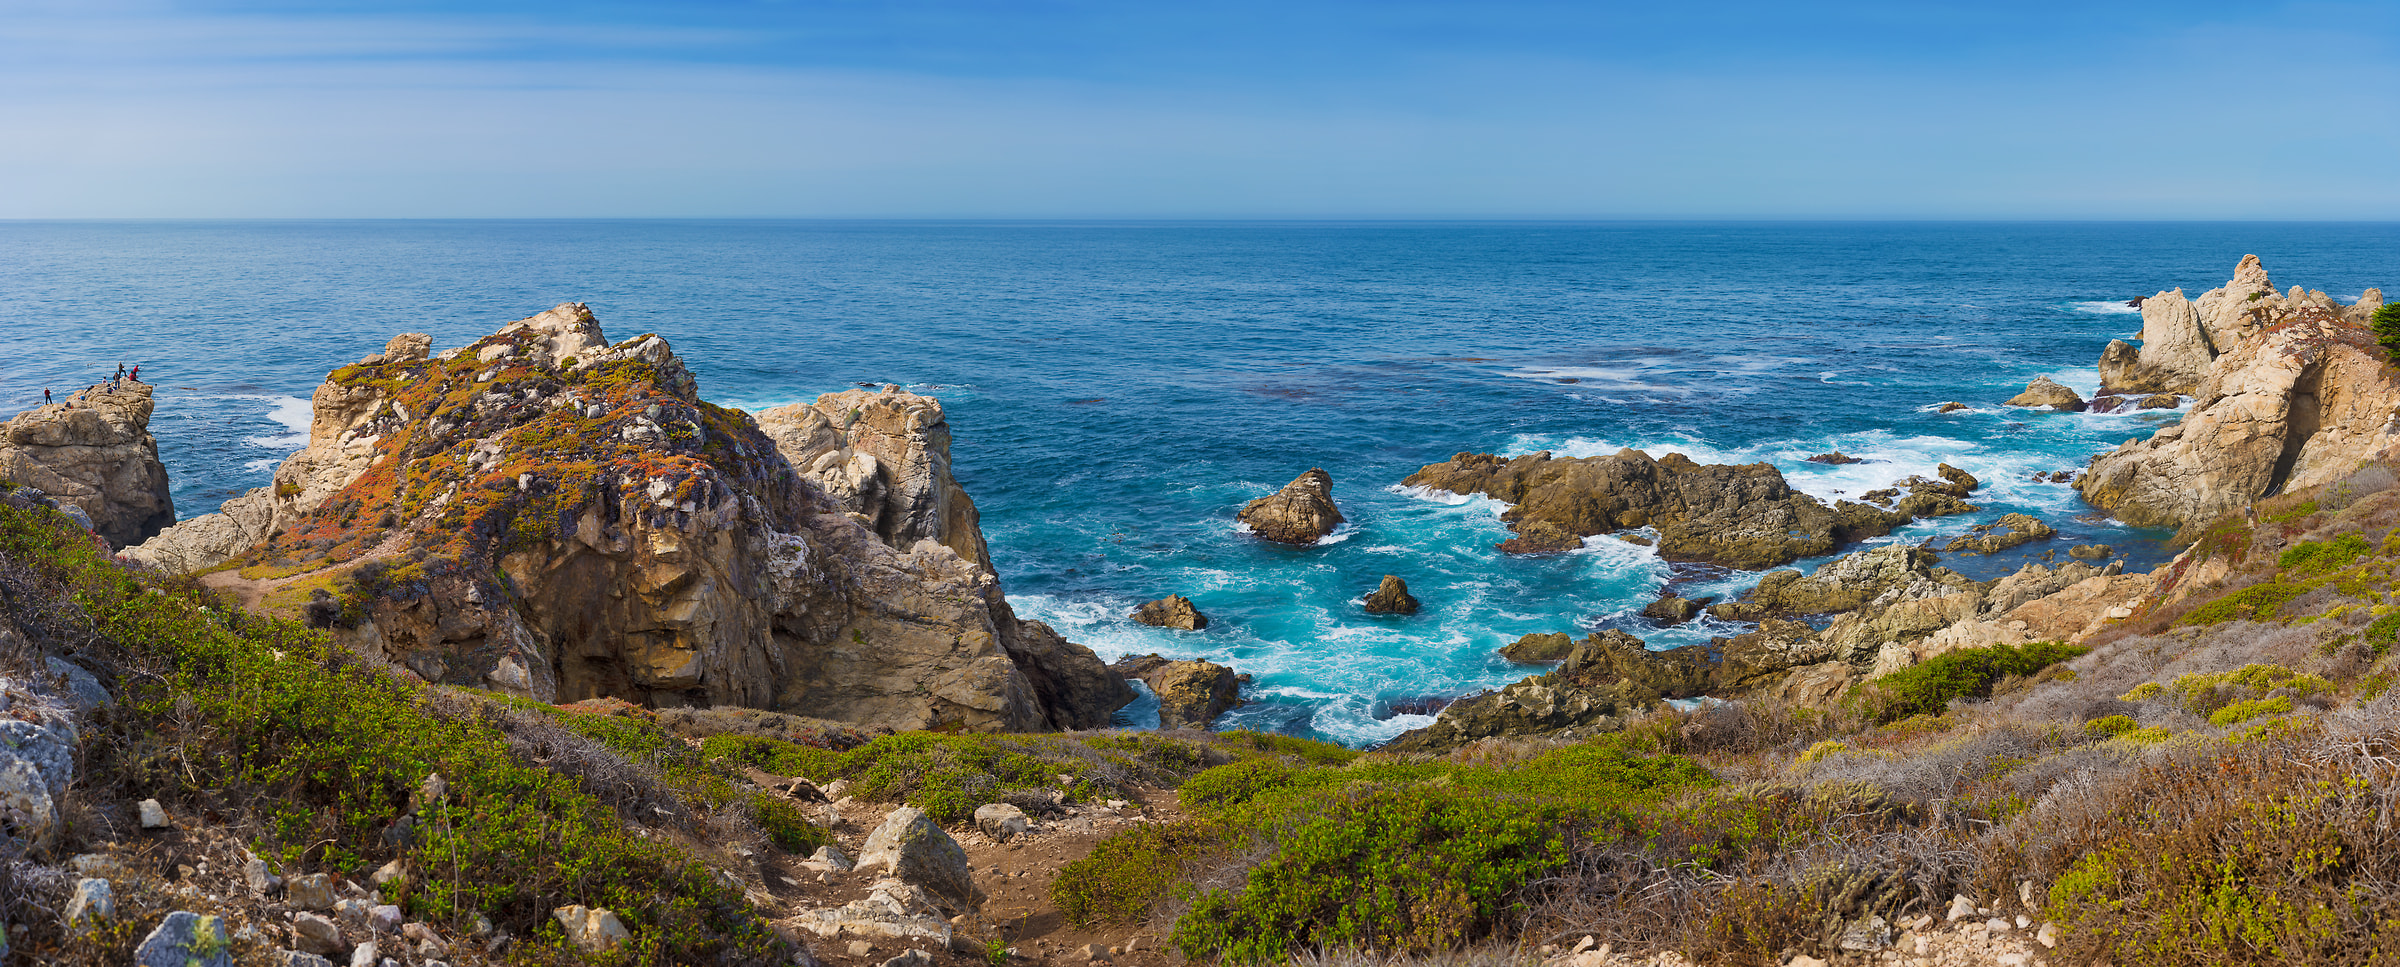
[138,799,169,829]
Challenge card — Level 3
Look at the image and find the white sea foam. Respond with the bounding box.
[242,457,280,472]
[239,395,312,451]
[2070,301,2142,315]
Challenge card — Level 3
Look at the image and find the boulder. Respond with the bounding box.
[1941,514,2057,555]
[2067,543,2112,560]
[0,382,173,546]
[552,905,631,954]
[42,657,110,710]
[278,952,336,967]
[856,807,983,916]
[123,487,273,574]
[1402,448,1907,568]
[1737,544,1973,616]
[1936,402,1970,413]
[1144,660,1241,730]
[1129,595,1208,630]
[0,717,73,849]
[1498,632,1576,663]
[290,913,343,956]
[181,305,1127,734]
[1713,619,1837,693]
[1361,575,1420,615]
[135,912,231,967]
[1237,469,1345,544]
[973,802,1030,841]
[2005,376,2086,412]
[2137,394,2181,410]
[1806,451,1864,465]
[1639,595,1706,626]
[286,873,336,911]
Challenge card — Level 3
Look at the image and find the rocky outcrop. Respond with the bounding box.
[1111,655,1240,730]
[2080,297,2400,542]
[185,305,1126,733]
[1498,632,1576,663]
[2097,288,2215,394]
[1640,594,1706,626]
[123,487,273,574]
[1715,544,1975,620]
[1361,575,1419,615]
[0,383,173,546]
[855,806,983,916]
[1941,514,2056,555]
[756,387,990,570]
[1237,469,1344,544]
[2005,377,2086,412]
[1383,631,1708,755]
[1129,595,1209,630]
[1402,449,1909,568]
[2192,254,2282,353]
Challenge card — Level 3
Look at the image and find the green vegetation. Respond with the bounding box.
[2279,534,2373,575]
[0,496,790,964]
[2373,302,2400,362]
[1848,641,2088,723]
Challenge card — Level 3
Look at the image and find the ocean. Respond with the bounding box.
[5,220,2397,745]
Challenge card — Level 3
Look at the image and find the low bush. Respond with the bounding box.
[1849,642,2089,723]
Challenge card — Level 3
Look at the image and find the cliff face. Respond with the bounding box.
[160,305,1125,732]
[0,382,174,547]
[2081,258,2400,542]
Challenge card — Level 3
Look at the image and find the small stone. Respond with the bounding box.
[552,904,631,954]
[975,803,1030,841]
[347,940,378,967]
[2037,922,2059,948]
[1987,917,2013,933]
[878,951,932,967]
[417,772,449,810]
[368,904,403,934]
[371,859,408,889]
[246,856,284,897]
[2015,915,2031,929]
[1946,895,1977,921]
[1079,942,1112,963]
[291,912,344,955]
[64,877,113,925]
[807,844,854,872]
[134,911,232,967]
[849,941,875,957]
[138,798,168,828]
[1787,956,1828,967]
[287,873,337,910]
[278,952,336,967]
[1997,954,2028,967]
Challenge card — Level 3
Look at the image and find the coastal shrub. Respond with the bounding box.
[0,499,787,964]
[2373,302,2400,363]
[1170,787,1571,963]
[2278,534,2373,576]
[701,733,844,779]
[1053,819,1231,926]
[2179,581,2309,626]
[2083,714,2140,738]
[1849,642,2089,723]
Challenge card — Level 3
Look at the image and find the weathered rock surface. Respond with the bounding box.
[2081,281,2400,543]
[973,802,1029,841]
[124,486,274,574]
[1941,514,2057,555]
[1715,543,1976,623]
[1129,595,1208,630]
[1639,594,1707,626]
[552,904,631,954]
[1237,469,1345,544]
[1401,449,1908,568]
[1498,632,1576,663]
[0,383,173,546]
[1385,631,1708,754]
[2098,288,2215,394]
[2005,376,2086,412]
[756,387,990,570]
[170,305,1126,733]
[0,688,77,851]
[135,912,231,967]
[1361,575,1420,615]
[856,806,983,916]
[1110,656,1241,730]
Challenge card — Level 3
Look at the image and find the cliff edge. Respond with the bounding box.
[0,382,174,547]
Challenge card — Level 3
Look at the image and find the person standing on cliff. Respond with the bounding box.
[43,389,51,405]
[130,365,140,383]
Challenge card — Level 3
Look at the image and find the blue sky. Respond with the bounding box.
[1,1,2395,218]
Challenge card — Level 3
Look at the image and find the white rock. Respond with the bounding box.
[2037,921,2060,948]
[347,939,378,967]
[974,802,1030,841]
[552,905,631,954]
[137,798,168,828]
[64,877,113,924]
[1946,894,1977,921]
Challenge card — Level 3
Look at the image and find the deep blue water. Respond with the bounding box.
[5,221,2397,744]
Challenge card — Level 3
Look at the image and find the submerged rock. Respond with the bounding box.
[2005,376,2086,412]
[1361,575,1420,615]
[1129,595,1209,630]
[0,382,174,546]
[1237,468,1345,545]
[1806,451,1865,465]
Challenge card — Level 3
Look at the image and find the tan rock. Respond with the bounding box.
[1499,632,1576,663]
[856,806,983,916]
[2004,376,2086,412]
[552,904,631,954]
[0,382,174,546]
[1141,660,1241,730]
[1361,575,1420,614]
[1237,468,1345,544]
[1129,595,1208,630]
[2097,288,2214,394]
[757,387,991,570]
[123,486,273,573]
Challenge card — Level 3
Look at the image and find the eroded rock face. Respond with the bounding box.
[0,383,173,546]
[124,487,273,574]
[1238,469,1344,544]
[1726,544,1970,618]
[756,388,990,570]
[1942,513,2056,555]
[2099,288,2215,394]
[2080,301,2400,543]
[190,305,1125,733]
[1113,657,1240,730]
[1402,449,1908,568]
[1384,631,1708,754]
[1498,632,1576,663]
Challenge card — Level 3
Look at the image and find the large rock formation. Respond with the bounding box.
[1383,631,1708,755]
[756,388,990,570]
[1110,655,1241,730]
[123,488,272,574]
[2005,377,2086,412]
[0,383,174,546]
[1402,449,1909,568]
[1129,595,1208,630]
[2098,288,2214,394]
[1361,575,1420,615]
[1714,544,1975,620]
[2080,288,2400,543]
[1238,469,1345,544]
[157,304,1127,733]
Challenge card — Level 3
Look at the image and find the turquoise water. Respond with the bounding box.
[4,220,2397,744]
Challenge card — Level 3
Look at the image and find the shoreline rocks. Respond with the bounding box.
[1109,654,1242,729]
[1237,468,1345,544]
[0,382,174,547]
[2004,376,2086,412]
[1941,513,2057,555]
